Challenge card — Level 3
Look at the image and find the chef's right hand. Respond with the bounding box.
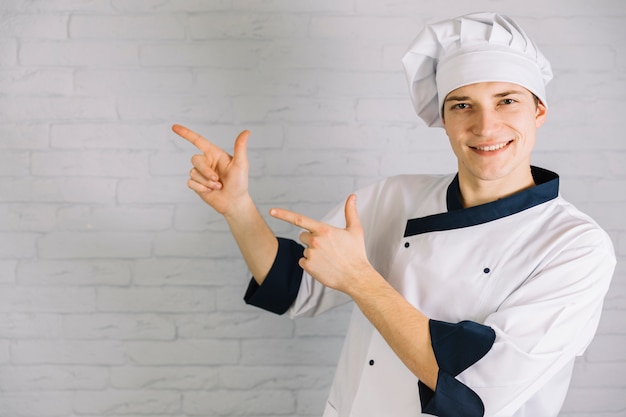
[172,124,251,217]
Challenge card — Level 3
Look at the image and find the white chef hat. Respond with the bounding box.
[402,12,553,127]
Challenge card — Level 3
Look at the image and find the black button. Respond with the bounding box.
[404,242,410,248]
[483,268,490,274]
[369,359,375,366]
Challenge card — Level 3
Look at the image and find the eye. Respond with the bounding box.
[451,103,470,110]
[501,98,516,105]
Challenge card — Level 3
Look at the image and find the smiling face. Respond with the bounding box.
[442,81,547,203]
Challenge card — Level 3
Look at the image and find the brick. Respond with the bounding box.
[249,176,355,205]
[525,17,626,46]
[153,230,239,258]
[73,390,181,414]
[183,390,296,416]
[0,392,73,417]
[19,40,139,67]
[550,72,626,100]
[75,69,193,95]
[0,0,112,13]
[0,204,56,232]
[140,42,258,68]
[111,0,231,12]
[133,258,248,286]
[0,14,68,39]
[166,123,284,151]
[356,97,417,122]
[17,259,131,286]
[97,287,216,313]
[32,150,150,177]
[232,97,355,123]
[259,40,382,71]
[0,313,62,339]
[0,69,73,95]
[69,15,185,40]
[0,124,48,150]
[110,365,218,390]
[37,232,153,259]
[217,285,261,313]
[543,45,615,72]
[117,95,232,122]
[0,341,8,364]
[50,123,177,150]
[309,16,418,41]
[0,96,116,121]
[0,260,16,283]
[175,311,293,338]
[0,40,17,66]
[241,337,344,366]
[11,340,126,365]
[126,340,239,365]
[219,365,335,390]
[264,150,379,177]
[0,287,95,313]
[188,13,309,39]
[0,365,107,391]
[0,150,29,175]
[117,177,198,204]
[0,232,38,258]
[56,206,172,232]
[232,0,353,13]
[172,203,232,233]
[63,313,176,340]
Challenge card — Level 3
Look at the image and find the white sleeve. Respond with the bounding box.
[459,227,615,416]
[287,179,389,318]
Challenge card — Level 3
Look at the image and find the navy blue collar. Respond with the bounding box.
[404,166,559,237]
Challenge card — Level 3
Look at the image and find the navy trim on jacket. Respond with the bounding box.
[419,320,496,417]
[243,237,304,314]
[405,166,559,237]
[243,167,560,416]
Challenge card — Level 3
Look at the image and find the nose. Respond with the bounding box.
[471,107,501,137]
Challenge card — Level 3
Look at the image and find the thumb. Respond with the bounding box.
[344,194,362,231]
[232,130,250,166]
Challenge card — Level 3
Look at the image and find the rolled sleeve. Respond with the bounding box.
[244,237,304,315]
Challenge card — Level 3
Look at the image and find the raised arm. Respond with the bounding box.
[270,195,440,390]
[172,124,278,284]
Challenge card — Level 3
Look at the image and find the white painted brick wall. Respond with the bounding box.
[0,1,624,416]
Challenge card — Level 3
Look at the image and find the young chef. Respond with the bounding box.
[173,12,615,417]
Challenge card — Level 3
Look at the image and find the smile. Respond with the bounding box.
[472,140,513,152]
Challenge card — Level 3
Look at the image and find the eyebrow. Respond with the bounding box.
[444,90,527,103]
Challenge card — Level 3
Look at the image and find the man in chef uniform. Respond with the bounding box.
[172,12,616,417]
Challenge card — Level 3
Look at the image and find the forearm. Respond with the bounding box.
[349,270,439,391]
[224,194,278,285]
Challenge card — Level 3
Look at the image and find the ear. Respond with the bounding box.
[535,100,547,128]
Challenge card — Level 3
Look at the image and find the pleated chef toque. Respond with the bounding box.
[402,12,553,127]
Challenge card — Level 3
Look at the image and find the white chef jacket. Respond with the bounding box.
[245,167,615,417]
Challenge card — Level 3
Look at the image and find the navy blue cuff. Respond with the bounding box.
[430,319,496,376]
[419,370,485,417]
[243,237,304,315]
[418,320,496,416]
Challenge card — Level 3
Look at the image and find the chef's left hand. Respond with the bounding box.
[270,194,373,294]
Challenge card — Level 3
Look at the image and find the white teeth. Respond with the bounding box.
[475,142,508,151]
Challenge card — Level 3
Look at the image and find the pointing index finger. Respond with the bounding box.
[172,124,214,153]
[270,208,319,232]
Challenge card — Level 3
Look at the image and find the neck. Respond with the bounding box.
[458,167,535,208]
